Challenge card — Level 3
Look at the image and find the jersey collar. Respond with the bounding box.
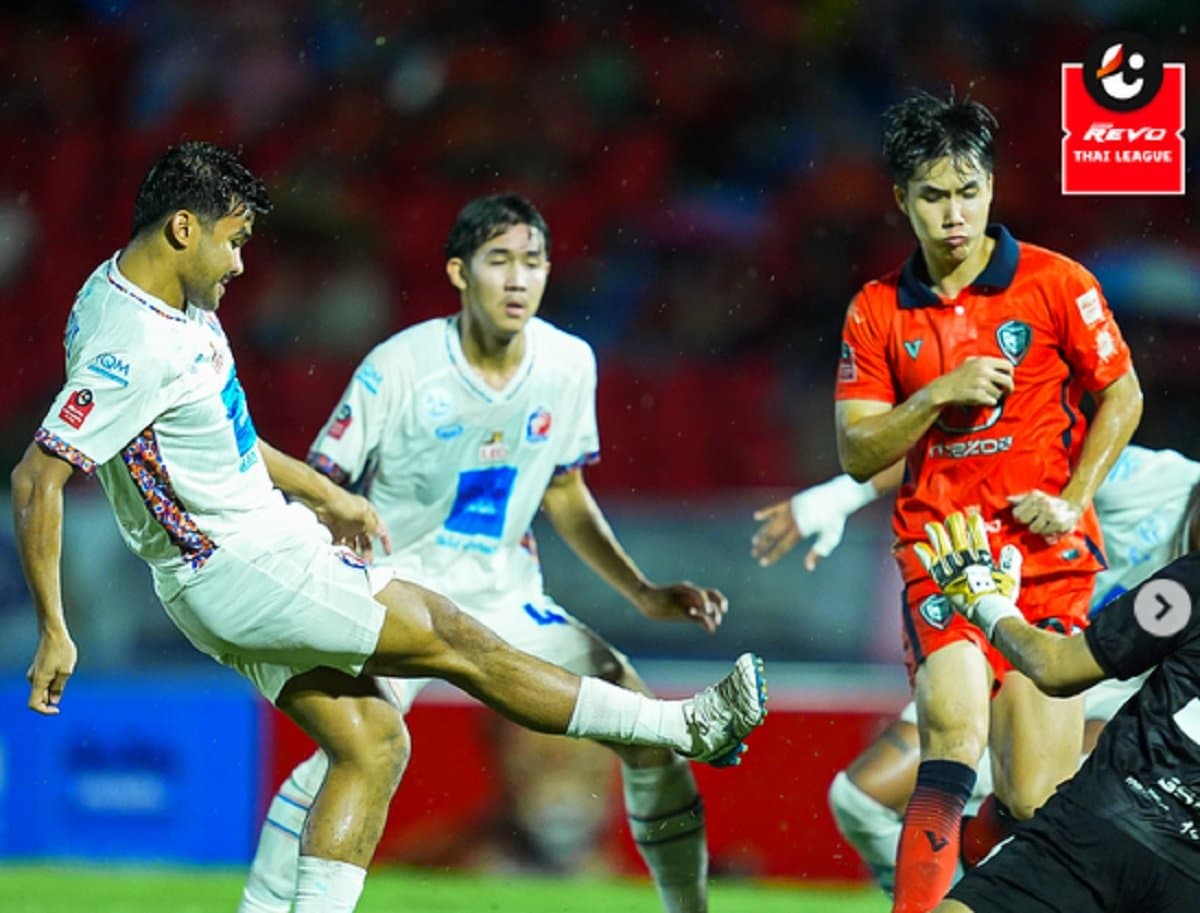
[107,252,188,323]
[444,315,537,403]
[897,224,1020,308]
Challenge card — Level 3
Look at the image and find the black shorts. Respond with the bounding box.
[949,796,1200,913]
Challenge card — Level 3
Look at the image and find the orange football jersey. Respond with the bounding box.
[836,225,1133,584]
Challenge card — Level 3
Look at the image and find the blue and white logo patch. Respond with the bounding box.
[435,423,464,440]
[86,352,131,387]
[919,594,954,630]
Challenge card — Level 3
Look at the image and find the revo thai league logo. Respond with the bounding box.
[1062,33,1185,195]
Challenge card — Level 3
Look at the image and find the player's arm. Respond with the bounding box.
[1011,369,1143,536]
[836,357,1014,480]
[540,468,726,633]
[987,616,1108,697]
[259,439,391,558]
[752,460,903,568]
[11,443,78,715]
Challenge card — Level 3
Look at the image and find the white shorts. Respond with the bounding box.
[381,595,627,711]
[162,530,394,703]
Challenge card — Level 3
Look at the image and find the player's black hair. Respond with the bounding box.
[1174,479,1200,557]
[881,90,999,186]
[443,194,551,262]
[131,141,272,237]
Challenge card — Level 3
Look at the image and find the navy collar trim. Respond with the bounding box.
[897,224,1019,308]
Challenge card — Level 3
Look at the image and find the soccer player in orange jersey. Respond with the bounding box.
[834,92,1143,913]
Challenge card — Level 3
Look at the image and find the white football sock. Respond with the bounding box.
[623,759,707,913]
[828,771,902,895]
[566,677,690,751]
[294,856,366,913]
[239,752,329,913]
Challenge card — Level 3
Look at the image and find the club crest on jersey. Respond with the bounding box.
[334,546,367,570]
[903,339,923,359]
[59,388,94,429]
[995,320,1032,366]
[526,407,552,443]
[479,430,509,462]
[328,403,353,440]
[919,594,954,630]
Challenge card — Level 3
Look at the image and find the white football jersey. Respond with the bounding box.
[1090,445,1200,612]
[309,315,599,613]
[37,255,300,600]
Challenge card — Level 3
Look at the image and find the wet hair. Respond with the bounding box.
[131,141,272,237]
[443,193,551,262]
[1172,479,1200,557]
[881,90,999,186]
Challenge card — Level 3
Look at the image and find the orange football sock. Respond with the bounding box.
[892,760,975,913]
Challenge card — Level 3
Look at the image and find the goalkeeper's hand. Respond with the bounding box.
[913,511,1023,638]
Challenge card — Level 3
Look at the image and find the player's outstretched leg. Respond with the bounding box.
[362,580,768,762]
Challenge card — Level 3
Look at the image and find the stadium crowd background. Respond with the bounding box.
[0,0,1197,878]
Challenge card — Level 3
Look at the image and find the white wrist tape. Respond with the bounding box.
[790,474,878,527]
[971,594,1023,640]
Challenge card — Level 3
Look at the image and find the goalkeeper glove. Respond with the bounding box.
[913,511,1023,639]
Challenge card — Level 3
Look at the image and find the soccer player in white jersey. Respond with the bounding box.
[751,445,1200,892]
[11,144,767,913]
[239,194,736,913]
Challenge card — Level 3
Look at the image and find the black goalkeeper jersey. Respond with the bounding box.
[1059,551,1200,881]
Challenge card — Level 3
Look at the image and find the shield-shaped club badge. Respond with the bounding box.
[996,319,1032,366]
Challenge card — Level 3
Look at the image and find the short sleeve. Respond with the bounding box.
[1085,555,1200,679]
[554,343,600,475]
[835,291,897,404]
[1052,264,1133,392]
[36,342,168,476]
[308,355,394,487]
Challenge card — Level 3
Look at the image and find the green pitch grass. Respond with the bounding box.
[0,865,889,913]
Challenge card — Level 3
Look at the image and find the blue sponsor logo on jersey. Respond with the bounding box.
[354,362,383,394]
[220,370,259,467]
[444,466,517,538]
[422,387,454,420]
[86,352,131,387]
[435,423,464,440]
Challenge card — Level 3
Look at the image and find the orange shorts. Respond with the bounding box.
[899,566,1092,689]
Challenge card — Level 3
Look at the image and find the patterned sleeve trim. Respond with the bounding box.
[307,452,351,487]
[553,450,601,476]
[34,428,97,476]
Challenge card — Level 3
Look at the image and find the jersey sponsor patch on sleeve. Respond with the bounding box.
[1095,327,1117,360]
[838,341,858,382]
[86,352,132,387]
[58,388,95,429]
[328,403,353,440]
[1075,287,1105,325]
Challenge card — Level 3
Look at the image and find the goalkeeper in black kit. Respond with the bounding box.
[916,512,1200,913]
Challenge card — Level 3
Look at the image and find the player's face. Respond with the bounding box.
[895,156,993,273]
[452,223,550,340]
[184,208,253,312]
